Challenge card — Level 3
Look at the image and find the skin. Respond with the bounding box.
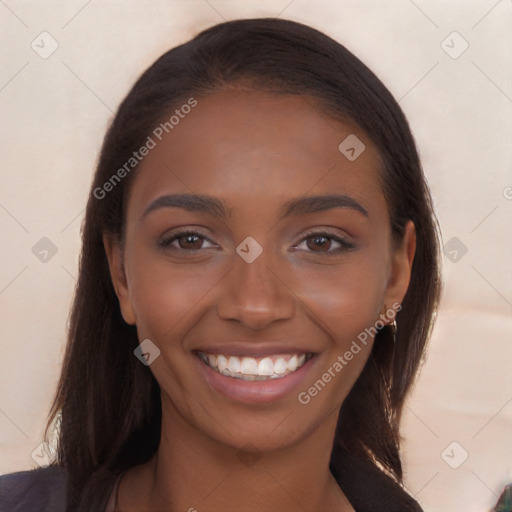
[103,89,416,512]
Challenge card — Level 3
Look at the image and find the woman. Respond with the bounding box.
[0,17,441,511]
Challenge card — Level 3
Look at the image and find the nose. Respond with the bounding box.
[216,248,295,330]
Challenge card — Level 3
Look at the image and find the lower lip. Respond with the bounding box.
[194,354,317,404]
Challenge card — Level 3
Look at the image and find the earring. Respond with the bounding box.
[381,304,397,338]
[389,319,397,343]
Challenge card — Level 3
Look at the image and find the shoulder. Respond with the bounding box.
[0,465,67,512]
[331,447,424,512]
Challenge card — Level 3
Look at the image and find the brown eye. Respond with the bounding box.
[176,233,203,250]
[306,234,332,252]
[159,230,216,251]
[295,231,355,254]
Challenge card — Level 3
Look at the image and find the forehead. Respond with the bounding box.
[127,89,386,220]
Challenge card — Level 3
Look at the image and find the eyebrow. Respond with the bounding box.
[139,192,369,222]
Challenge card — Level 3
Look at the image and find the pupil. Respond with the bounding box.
[309,236,329,251]
[182,235,200,248]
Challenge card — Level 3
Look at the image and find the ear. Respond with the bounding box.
[382,220,416,319]
[102,233,137,325]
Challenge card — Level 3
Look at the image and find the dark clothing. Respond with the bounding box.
[0,462,424,511]
[0,466,67,512]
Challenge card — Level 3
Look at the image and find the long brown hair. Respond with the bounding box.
[44,18,442,511]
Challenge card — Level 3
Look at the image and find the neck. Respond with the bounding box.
[117,395,353,512]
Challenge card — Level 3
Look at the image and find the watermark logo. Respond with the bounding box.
[134,339,161,366]
[443,236,468,263]
[298,303,401,405]
[94,98,198,200]
[32,237,58,263]
[338,134,365,161]
[151,98,197,141]
[31,441,56,467]
[441,31,469,60]
[237,443,262,468]
[236,236,263,263]
[31,31,59,59]
[441,441,469,469]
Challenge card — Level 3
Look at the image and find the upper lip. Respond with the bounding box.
[193,343,317,358]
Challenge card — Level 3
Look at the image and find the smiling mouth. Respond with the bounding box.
[196,352,314,381]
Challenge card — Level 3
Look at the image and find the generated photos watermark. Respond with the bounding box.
[298,302,401,405]
[94,97,198,200]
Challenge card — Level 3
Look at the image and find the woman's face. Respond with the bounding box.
[105,89,415,452]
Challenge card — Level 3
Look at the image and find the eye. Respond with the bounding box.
[159,229,217,251]
[294,230,355,254]
[158,229,354,254]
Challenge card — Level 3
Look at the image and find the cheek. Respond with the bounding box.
[286,258,387,344]
[288,259,387,409]
[127,251,225,344]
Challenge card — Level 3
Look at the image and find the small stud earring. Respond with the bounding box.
[389,319,397,342]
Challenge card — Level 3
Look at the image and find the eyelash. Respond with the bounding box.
[159,229,355,255]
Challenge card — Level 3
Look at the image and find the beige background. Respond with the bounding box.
[1,1,511,511]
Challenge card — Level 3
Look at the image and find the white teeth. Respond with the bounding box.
[199,352,312,381]
[217,354,228,372]
[241,357,258,375]
[207,354,216,367]
[258,357,274,376]
[228,356,241,373]
[288,355,298,371]
[273,358,288,374]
